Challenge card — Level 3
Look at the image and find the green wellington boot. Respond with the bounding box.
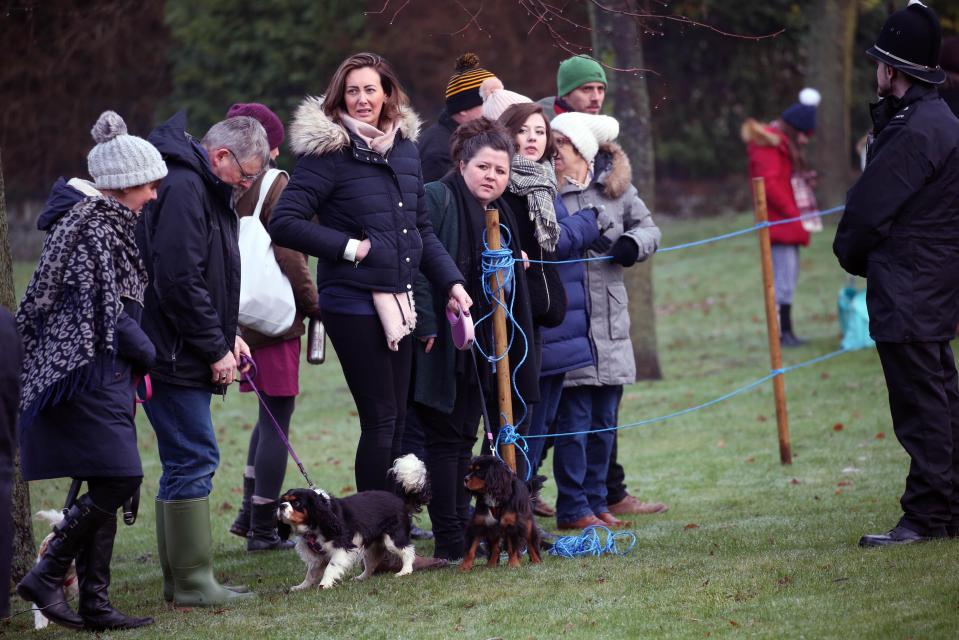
[161,497,255,606]
[154,499,174,603]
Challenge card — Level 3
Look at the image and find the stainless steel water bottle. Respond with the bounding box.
[307,317,326,365]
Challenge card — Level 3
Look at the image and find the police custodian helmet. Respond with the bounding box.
[866,0,946,85]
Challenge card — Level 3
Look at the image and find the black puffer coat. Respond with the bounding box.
[834,85,959,342]
[418,109,458,183]
[270,97,462,297]
[138,112,240,390]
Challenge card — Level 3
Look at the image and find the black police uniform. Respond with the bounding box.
[834,82,959,539]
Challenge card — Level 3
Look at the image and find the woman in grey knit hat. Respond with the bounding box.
[16,111,166,631]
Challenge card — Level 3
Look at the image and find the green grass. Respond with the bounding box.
[6,212,959,639]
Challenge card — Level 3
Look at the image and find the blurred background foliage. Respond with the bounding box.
[1,0,956,204]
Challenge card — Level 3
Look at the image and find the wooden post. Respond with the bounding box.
[751,178,792,464]
[484,208,516,472]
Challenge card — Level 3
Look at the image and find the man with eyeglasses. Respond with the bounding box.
[137,112,270,606]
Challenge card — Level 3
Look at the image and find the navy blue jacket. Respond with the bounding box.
[137,112,241,390]
[270,98,462,299]
[834,85,959,342]
[0,308,19,485]
[539,197,600,376]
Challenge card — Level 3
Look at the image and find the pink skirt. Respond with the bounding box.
[240,338,301,397]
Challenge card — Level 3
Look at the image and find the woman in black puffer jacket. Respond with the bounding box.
[271,53,471,501]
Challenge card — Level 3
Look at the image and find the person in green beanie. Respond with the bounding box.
[537,54,607,119]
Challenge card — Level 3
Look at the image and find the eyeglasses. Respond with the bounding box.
[554,137,572,148]
[227,148,262,182]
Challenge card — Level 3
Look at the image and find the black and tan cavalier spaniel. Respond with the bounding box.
[278,454,431,590]
[461,455,543,571]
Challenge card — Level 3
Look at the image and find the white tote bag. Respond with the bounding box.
[238,169,296,336]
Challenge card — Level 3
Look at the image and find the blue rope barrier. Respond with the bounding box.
[525,348,851,440]
[472,205,850,460]
[548,525,638,558]
[524,205,845,264]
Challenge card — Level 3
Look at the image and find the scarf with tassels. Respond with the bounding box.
[508,155,560,252]
[16,196,148,424]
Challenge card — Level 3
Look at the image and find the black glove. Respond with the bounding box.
[608,236,640,267]
[589,234,613,253]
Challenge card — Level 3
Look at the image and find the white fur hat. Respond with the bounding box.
[86,111,167,190]
[549,112,619,163]
[479,77,533,122]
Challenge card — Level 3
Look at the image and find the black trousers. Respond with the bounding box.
[876,341,959,537]
[324,312,412,492]
[417,381,482,560]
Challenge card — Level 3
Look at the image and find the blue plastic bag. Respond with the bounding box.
[838,286,874,351]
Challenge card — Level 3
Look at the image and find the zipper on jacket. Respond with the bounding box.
[170,334,182,373]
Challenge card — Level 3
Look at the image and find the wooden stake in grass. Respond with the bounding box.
[751,177,792,464]
[484,207,516,472]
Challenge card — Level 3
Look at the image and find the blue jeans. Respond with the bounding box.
[526,373,566,474]
[144,380,219,501]
[553,385,621,524]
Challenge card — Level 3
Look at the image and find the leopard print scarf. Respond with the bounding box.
[17,196,148,423]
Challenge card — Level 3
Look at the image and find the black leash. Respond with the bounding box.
[471,346,496,456]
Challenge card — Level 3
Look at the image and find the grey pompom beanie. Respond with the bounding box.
[86,111,167,189]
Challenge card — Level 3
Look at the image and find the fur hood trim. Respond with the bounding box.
[740,118,780,147]
[289,95,422,157]
[596,142,632,199]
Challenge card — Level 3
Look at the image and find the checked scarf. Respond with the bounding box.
[16,196,148,423]
[508,155,560,253]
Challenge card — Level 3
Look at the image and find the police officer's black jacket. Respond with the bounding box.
[138,112,241,391]
[834,84,959,342]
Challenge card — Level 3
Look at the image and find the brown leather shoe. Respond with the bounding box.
[608,494,668,515]
[533,499,556,518]
[557,514,605,530]
[596,512,630,528]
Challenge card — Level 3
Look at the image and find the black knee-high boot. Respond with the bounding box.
[16,495,109,630]
[77,513,154,630]
[779,304,804,347]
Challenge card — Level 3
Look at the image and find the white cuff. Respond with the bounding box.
[343,238,361,262]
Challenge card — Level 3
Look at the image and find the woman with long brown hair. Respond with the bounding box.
[270,54,470,562]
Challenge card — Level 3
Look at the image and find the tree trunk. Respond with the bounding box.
[0,150,36,585]
[590,0,662,380]
[805,0,858,209]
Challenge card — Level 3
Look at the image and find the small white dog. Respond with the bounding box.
[32,510,79,629]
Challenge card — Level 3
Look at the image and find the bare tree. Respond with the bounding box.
[590,0,662,380]
[805,0,858,208]
[0,151,35,584]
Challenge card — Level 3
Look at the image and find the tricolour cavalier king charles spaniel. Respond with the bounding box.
[461,455,542,571]
[278,454,431,590]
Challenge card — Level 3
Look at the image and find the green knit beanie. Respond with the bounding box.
[557,55,607,98]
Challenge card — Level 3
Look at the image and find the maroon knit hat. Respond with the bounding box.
[226,102,285,150]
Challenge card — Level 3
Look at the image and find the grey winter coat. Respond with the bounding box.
[561,142,661,387]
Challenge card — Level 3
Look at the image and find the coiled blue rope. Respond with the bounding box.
[548,525,638,558]
[472,224,531,478]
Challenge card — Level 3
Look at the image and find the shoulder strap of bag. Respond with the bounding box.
[252,168,287,221]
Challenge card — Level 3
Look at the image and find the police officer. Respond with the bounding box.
[834,1,959,547]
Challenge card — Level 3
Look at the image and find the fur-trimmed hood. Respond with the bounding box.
[288,96,422,157]
[594,142,632,199]
[740,118,781,147]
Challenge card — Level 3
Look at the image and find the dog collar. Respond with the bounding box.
[303,532,324,555]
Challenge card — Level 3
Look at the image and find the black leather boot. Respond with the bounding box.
[229,476,255,538]
[247,501,295,551]
[779,304,805,347]
[16,495,109,630]
[77,513,153,631]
